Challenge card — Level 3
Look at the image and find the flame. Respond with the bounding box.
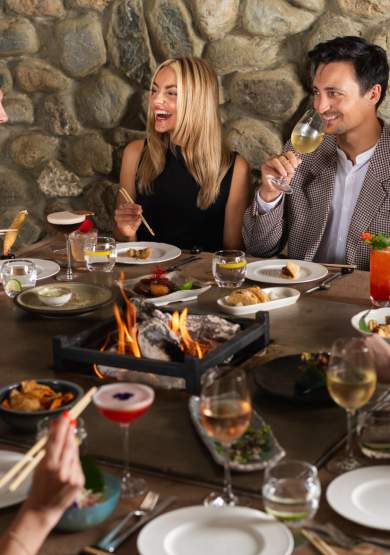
[94,276,207,380]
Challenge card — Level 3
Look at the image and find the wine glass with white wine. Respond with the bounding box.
[199,366,251,507]
[267,108,324,194]
[326,338,377,474]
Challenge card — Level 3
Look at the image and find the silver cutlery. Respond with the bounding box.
[165,256,202,272]
[304,268,354,295]
[306,522,390,549]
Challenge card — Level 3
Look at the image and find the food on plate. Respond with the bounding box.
[281,261,299,279]
[367,317,390,337]
[125,247,151,260]
[225,286,270,306]
[132,267,195,297]
[1,380,75,412]
[215,425,272,464]
[295,352,330,395]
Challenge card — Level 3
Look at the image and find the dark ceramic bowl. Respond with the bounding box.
[0,379,84,433]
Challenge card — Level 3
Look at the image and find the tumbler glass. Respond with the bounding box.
[1,259,37,297]
[84,236,116,272]
[212,250,246,288]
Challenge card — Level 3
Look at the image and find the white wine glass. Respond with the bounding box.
[199,366,251,507]
[267,108,324,194]
[326,338,377,474]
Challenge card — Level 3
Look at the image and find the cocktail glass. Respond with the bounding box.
[47,212,86,281]
[93,383,154,498]
[370,247,390,307]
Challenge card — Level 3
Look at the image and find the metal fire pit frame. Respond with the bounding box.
[52,310,269,394]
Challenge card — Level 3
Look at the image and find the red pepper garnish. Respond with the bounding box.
[78,218,94,233]
[152,265,166,280]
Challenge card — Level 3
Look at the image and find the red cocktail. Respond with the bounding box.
[370,248,390,307]
[93,383,154,497]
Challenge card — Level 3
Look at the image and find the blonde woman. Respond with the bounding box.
[114,57,250,251]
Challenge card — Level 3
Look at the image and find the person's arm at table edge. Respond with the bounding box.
[223,155,251,250]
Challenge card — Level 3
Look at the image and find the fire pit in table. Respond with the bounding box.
[52,300,269,394]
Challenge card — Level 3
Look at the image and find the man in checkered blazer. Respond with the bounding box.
[243,36,390,271]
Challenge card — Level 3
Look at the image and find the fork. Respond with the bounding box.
[97,491,159,549]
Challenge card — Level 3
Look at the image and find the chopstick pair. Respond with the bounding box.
[0,387,97,492]
[0,228,18,234]
[302,529,339,555]
[118,188,155,237]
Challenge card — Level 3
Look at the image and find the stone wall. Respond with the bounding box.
[1,0,390,247]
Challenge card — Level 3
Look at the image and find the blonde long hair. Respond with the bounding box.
[137,57,231,209]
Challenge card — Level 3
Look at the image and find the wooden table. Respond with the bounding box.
[0,241,388,554]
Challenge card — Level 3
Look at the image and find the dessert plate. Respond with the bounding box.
[138,505,294,555]
[246,259,327,285]
[116,242,181,265]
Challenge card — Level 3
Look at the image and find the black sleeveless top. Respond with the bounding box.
[136,147,235,252]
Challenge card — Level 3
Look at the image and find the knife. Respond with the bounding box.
[165,256,201,272]
[79,496,176,554]
[304,268,353,295]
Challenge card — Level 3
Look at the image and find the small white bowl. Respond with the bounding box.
[217,287,300,316]
[37,286,72,307]
[351,307,390,343]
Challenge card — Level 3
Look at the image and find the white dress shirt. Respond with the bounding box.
[257,143,377,263]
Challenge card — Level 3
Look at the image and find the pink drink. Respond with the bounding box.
[93,383,154,424]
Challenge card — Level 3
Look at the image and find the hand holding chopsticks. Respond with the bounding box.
[118,188,155,237]
[0,387,97,492]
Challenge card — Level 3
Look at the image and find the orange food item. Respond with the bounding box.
[1,380,74,412]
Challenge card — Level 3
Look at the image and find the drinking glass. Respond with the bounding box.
[84,236,116,272]
[370,247,390,307]
[37,416,87,454]
[47,212,86,281]
[326,338,377,473]
[1,259,37,297]
[212,250,247,288]
[69,230,97,267]
[358,408,390,460]
[199,366,251,506]
[267,109,324,194]
[262,459,321,526]
[93,383,154,498]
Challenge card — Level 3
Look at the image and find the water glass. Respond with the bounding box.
[212,250,247,288]
[358,407,390,460]
[69,230,97,264]
[84,236,116,272]
[1,259,37,297]
[262,459,321,526]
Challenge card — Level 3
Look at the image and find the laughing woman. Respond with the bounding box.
[114,57,250,252]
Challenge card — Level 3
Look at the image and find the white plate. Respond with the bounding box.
[351,308,390,344]
[0,450,32,508]
[0,258,60,281]
[246,259,327,285]
[120,271,211,307]
[116,242,181,265]
[137,505,294,555]
[217,287,300,315]
[327,466,390,530]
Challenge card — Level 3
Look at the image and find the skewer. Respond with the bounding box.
[301,529,339,555]
[119,188,155,237]
[2,387,97,492]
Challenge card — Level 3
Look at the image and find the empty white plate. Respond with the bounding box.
[217,287,300,315]
[138,505,293,555]
[246,259,327,285]
[327,466,390,530]
[0,450,32,508]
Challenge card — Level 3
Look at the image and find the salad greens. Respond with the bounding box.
[215,425,272,464]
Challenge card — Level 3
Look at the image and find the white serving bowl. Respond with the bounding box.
[37,286,72,307]
[351,307,390,343]
[217,287,300,316]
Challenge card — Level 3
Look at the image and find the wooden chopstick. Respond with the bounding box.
[119,188,155,237]
[0,228,18,234]
[302,529,339,555]
[4,387,97,492]
[321,263,357,270]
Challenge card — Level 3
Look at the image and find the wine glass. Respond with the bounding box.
[199,366,251,507]
[326,338,377,474]
[47,211,86,281]
[93,383,155,498]
[267,109,324,194]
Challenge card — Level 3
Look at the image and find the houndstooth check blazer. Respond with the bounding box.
[243,123,390,271]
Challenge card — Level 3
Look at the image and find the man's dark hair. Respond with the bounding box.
[308,36,389,108]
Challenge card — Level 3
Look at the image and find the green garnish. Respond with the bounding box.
[215,425,272,464]
[178,280,193,290]
[81,456,105,493]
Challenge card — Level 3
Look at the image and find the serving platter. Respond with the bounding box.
[351,307,390,343]
[217,287,300,316]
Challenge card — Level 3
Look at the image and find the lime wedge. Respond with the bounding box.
[4,278,22,296]
[218,261,247,269]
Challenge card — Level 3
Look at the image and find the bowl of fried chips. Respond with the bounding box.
[0,379,84,433]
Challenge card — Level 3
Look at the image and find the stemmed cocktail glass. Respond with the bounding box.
[93,383,155,498]
[47,211,86,281]
[199,366,251,507]
[268,109,324,194]
[326,338,377,474]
